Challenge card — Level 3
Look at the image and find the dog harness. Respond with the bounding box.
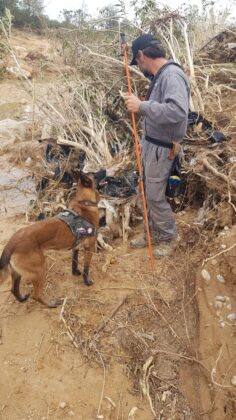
[57,209,97,246]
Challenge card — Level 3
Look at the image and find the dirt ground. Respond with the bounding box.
[0,30,236,420]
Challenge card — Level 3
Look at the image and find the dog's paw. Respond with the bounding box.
[19,293,30,302]
[72,268,81,276]
[12,290,30,303]
[84,278,94,287]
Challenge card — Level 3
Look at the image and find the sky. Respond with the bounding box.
[45,0,236,21]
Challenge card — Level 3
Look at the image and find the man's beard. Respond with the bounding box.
[139,63,153,80]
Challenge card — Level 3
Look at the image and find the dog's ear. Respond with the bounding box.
[71,169,81,182]
[71,169,94,188]
[79,172,93,188]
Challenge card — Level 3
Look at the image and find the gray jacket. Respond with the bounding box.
[139,60,190,143]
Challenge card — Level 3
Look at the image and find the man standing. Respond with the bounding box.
[124,34,190,257]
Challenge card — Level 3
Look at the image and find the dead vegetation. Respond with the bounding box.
[0,6,236,419]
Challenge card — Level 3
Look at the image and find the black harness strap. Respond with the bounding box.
[57,209,97,247]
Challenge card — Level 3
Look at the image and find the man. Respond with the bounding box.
[124,34,190,257]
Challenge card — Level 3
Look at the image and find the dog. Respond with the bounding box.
[0,170,100,308]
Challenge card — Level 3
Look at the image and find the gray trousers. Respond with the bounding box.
[141,140,177,242]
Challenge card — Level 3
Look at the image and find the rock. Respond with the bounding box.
[224,226,229,231]
[59,401,67,409]
[226,304,232,311]
[231,376,236,387]
[220,322,225,328]
[227,313,236,322]
[25,157,32,167]
[195,207,205,224]
[215,301,223,309]
[161,390,171,403]
[211,259,217,266]
[221,244,227,249]
[190,158,197,166]
[201,269,211,282]
[68,411,75,417]
[0,119,32,148]
[216,296,226,302]
[216,274,225,283]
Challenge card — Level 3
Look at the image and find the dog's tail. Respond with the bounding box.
[0,245,13,284]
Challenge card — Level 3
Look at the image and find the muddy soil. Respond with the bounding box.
[0,30,236,420]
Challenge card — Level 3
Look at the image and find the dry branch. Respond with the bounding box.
[202,158,236,190]
[93,296,128,335]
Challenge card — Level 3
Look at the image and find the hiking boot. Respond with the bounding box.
[130,236,157,249]
[153,236,180,257]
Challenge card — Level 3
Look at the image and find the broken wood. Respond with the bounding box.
[202,158,236,190]
[93,296,128,335]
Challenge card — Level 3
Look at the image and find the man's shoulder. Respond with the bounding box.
[162,61,186,76]
[160,61,190,86]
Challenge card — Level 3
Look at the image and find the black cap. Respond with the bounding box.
[130,34,158,65]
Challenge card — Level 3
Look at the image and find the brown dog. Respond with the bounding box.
[0,171,99,308]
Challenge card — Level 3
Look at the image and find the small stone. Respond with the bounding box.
[59,401,67,409]
[201,269,211,282]
[190,158,197,166]
[216,274,225,283]
[25,157,32,167]
[215,301,223,309]
[220,322,225,328]
[227,313,236,322]
[68,411,75,417]
[216,295,226,302]
[231,376,236,387]
[225,296,230,302]
[226,304,232,311]
[216,311,221,317]
[224,226,229,231]
[221,244,226,249]
[211,259,217,266]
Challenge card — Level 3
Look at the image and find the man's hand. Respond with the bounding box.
[124,93,141,113]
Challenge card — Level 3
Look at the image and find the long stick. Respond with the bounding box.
[93,296,127,335]
[121,34,154,272]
